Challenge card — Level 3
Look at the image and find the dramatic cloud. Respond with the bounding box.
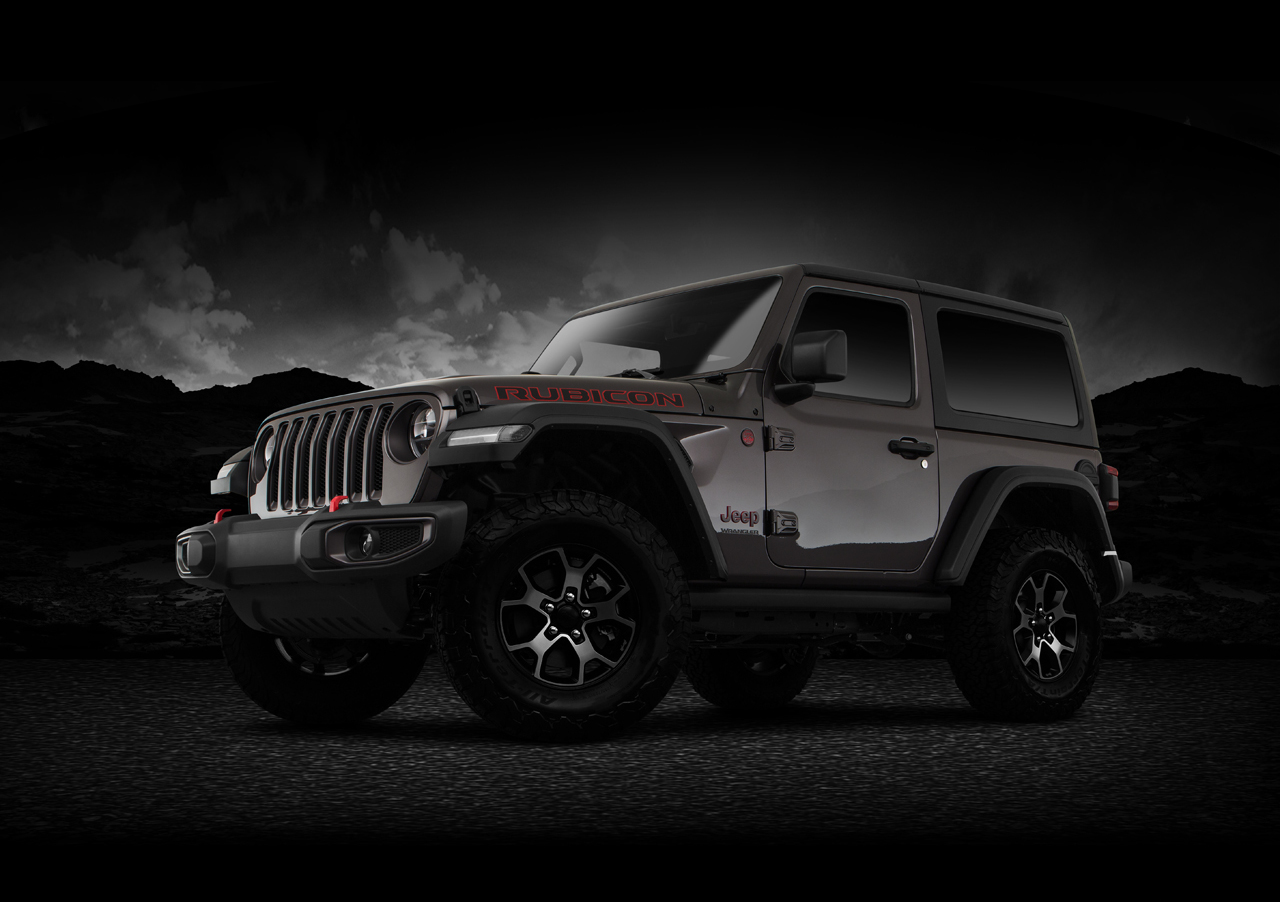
[353,297,574,387]
[1,87,1272,398]
[0,224,251,390]
[351,226,569,387]
[383,228,500,315]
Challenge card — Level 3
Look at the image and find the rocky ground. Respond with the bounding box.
[0,362,1276,658]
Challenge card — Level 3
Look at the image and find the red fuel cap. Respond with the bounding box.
[741,429,755,446]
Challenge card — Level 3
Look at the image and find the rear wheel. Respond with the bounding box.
[435,490,688,742]
[220,598,427,726]
[947,528,1102,721]
[684,646,818,710]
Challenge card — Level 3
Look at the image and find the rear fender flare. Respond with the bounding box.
[935,466,1126,603]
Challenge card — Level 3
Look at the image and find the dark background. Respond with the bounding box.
[0,83,1276,849]
[1,81,1276,394]
[1,79,1276,656]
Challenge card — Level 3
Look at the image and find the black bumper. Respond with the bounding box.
[176,501,468,638]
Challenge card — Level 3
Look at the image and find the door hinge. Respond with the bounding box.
[766,509,799,536]
[766,426,795,451]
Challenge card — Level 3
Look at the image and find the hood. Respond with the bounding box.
[266,373,705,420]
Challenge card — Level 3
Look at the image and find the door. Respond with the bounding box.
[764,281,939,570]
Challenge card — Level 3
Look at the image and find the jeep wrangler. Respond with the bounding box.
[178,263,1131,740]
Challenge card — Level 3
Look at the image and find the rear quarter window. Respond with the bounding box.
[937,310,1079,426]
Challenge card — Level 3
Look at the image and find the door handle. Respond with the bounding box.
[888,437,935,460]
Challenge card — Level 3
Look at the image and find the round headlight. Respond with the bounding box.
[410,406,437,457]
[251,426,276,484]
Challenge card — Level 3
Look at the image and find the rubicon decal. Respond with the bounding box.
[494,385,685,407]
[719,507,760,527]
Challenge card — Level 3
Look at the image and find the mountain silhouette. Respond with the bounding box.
[1092,367,1280,419]
[0,359,182,410]
[0,360,371,418]
[185,368,373,416]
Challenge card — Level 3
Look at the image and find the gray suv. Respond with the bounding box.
[178,263,1130,741]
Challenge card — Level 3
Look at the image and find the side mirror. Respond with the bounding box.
[773,330,847,405]
[792,330,847,383]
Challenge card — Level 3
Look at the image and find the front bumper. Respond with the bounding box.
[176,501,467,638]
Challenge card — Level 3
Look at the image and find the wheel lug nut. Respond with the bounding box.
[571,630,582,639]
[581,608,592,618]
[548,626,558,635]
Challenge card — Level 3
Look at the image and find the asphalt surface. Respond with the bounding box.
[3,657,1277,846]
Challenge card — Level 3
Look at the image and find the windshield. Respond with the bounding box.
[530,276,782,379]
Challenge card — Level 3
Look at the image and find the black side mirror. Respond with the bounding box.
[792,330,847,383]
[774,330,846,404]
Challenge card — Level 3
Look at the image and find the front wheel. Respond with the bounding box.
[435,490,688,742]
[947,528,1102,721]
[220,599,428,726]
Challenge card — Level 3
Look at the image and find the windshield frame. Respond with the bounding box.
[528,271,795,381]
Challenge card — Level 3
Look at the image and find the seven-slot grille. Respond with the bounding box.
[265,404,394,512]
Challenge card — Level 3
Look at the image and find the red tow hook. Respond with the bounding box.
[328,495,349,513]
[214,509,232,523]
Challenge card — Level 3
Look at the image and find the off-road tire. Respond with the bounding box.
[684,646,819,711]
[435,490,689,742]
[947,527,1102,721]
[220,598,428,726]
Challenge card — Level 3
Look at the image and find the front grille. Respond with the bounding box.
[349,407,372,499]
[313,412,335,507]
[266,421,287,511]
[369,405,392,496]
[331,410,353,501]
[377,525,422,556]
[280,418,302,509]
[293,416,319,511]
[256,400,427,514]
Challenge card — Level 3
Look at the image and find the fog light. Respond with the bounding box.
[346,526,380,560]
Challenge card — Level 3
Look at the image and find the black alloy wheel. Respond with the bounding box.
[947,527,1102,721]
[1011,570,1078,681]
[498,544,638,688]
[435,490,688,742]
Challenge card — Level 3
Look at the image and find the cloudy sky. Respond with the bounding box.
[0,82,1275,395]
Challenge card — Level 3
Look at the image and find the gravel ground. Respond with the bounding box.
[3,656,1277,847]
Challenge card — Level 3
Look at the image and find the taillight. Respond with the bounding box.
[1100,464,1119,511]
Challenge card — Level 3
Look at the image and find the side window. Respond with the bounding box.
[792,291,913,403]
[937,310,1079,426]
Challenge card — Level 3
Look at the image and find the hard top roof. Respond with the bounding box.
[573,263,1067,325]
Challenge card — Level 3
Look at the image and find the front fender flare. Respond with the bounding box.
[429,402,726,580]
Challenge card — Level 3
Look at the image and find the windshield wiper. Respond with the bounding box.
[608,367,663,379]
